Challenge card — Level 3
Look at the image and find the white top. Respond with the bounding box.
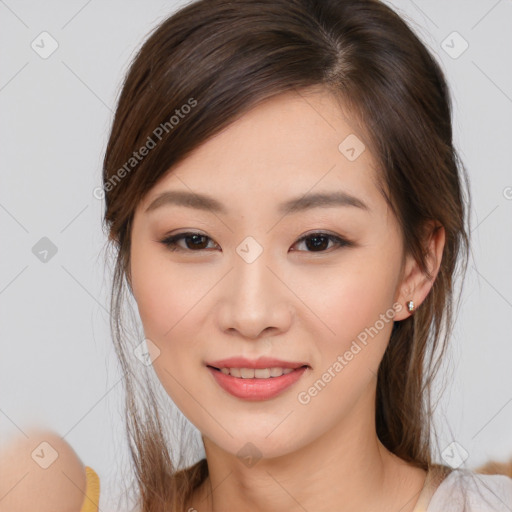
[426,469,512,511]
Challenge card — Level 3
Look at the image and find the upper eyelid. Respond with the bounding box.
[162,229,346,241]
[160,230,351,250]
[163,227,347,238]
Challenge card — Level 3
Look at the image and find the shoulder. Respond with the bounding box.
[427,468,512,512]
[0,428,94,512]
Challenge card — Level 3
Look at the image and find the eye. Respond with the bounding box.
[159,231,352,253]
[159,231,218,252]
[291,232,352,253]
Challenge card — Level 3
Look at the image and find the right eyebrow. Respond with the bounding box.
[145,190,227,214]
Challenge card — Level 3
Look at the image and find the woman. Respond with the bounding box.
[1,0,511,511]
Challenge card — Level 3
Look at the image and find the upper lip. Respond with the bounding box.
[206,357,310,370]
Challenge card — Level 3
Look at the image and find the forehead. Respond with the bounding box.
[141,89,384,216]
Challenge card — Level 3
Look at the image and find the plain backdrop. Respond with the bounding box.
[1,0,511,510]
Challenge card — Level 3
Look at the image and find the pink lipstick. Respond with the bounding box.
[206,356,310,401]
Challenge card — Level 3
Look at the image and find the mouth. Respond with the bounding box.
[206,365,309,379]
[205,359,311,401]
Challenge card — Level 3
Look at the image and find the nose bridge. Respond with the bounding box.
[217,235,292,338]
[232,235,278,306]
[236,238,273,289]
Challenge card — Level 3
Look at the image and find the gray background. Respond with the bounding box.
[1,0,511,510]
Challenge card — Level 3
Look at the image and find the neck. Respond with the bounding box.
[189,390,427,512]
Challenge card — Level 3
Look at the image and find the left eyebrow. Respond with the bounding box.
[277,191,370,215]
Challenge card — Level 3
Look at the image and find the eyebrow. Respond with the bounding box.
[145,190,370,215]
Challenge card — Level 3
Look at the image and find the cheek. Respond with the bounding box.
[292,279,396,425]
[131,244,207,340]
[287,253,401,405]
[131,260,173,338]
[290,255,398,342]
[130,246,207,414]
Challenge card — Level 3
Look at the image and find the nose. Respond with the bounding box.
[216,248,293,340]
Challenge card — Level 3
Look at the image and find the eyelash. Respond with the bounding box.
[158,231,352,254]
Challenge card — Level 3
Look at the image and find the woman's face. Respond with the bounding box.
[130,89,411,459]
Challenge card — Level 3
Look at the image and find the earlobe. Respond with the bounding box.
[394,222,446,321]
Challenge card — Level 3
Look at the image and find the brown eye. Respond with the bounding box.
[292,232,352,253]
[160,232,218,252]
[159,231,352,254]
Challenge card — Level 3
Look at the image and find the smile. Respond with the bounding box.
[210,366,298,378]
[207,365,309,401]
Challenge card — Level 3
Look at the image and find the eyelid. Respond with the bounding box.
[159,230,218,252]
[158,229,353,253]
[292,231,352,252]
[296,229,347,241]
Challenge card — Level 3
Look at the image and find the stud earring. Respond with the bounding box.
[406,300,415,313]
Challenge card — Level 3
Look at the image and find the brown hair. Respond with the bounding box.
[102,0,471,510]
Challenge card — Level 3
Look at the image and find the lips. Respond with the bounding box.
[206,356,310,370]
[205,356,311,401]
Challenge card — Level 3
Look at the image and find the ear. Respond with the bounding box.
[393,221,445,321]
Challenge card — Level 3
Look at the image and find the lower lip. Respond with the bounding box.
[207,366,308,401]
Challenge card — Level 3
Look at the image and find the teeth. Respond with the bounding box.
[217,367,297,378]
[255,368,270,378]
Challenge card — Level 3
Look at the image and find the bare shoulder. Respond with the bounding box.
[0,428,87,512]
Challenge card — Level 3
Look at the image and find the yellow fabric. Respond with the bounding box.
[80,466,100,512]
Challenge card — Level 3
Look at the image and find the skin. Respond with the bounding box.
[0,429,88,512]
[130,88,445,512]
